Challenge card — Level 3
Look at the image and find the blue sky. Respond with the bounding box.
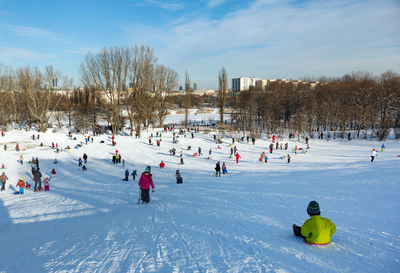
[1,0,400,89]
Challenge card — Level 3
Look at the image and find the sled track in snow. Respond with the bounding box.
[151,201,203,273]
[133,203,167,273]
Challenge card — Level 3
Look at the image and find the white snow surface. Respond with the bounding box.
[0,127,399,273]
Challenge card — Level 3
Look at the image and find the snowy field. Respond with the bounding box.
[0,125,399,273]
[163,109,225,126]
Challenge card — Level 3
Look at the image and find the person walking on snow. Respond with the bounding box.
[131,170,137,180]
[222,162,227,174]
[371,149,377,162]
[16,178,25,194]
[287,154,291,164]
[34,168,42,191]
[138,167,155,204]
[83,153,88,164]
[235,152,241,164]
[51,168,56,179]
[198,147,202,156]
[159,161,165,168]
[78,157,83,167]
[381,143,385,152]
[260,151,266,163]
[293,201,336,245]
[124,169,129,181]
[215,162,221,177]
[0,172,8,191]
[176,170,183,184]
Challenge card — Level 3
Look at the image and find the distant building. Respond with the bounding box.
[232,77,260,96]
[255,79,268,91]
[193,83,198,90]
[232,77,323,95]
[179,85,183,91]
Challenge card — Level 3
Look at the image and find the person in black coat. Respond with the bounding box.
[83,153,88,164]
[176,170,183,184]
[215,162,221,177]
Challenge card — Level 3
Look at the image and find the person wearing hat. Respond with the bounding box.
[138,167,155,204]
[293,201,336,245]
[371,149,377,162]
[16,178,26,194]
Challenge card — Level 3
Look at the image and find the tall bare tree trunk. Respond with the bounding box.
[184,71,191,128]
[218,67,227,127]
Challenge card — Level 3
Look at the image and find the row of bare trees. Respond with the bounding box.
[0,64,73,132]
[0,45,179,136]
[232,71,400,140]
[80,45,178,136]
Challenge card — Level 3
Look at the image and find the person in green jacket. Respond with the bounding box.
[293,201,336,245]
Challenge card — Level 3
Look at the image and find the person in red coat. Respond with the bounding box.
[235,152,241,164]
[159,161,165,168]
[51,168,56,178]
[138,167,155,204]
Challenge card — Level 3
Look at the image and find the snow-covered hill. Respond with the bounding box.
[0,127,399,272]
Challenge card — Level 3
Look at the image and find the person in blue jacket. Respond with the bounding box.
[124,169,129,181]
[131,170,137,180]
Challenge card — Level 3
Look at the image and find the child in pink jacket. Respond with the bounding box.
[138,167,155,204]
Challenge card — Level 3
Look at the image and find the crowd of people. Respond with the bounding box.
[0,126,389,246]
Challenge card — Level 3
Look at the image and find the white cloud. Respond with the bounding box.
[125,0,400,88]
[4,25,69,44]
[206,0,228,8]
[132,0,184,11]
[0,47,57,61]
[65,46,101,55]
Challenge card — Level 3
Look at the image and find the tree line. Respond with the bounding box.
[1,45,399,141]
[0,45,181,136]
[232,71,400,140]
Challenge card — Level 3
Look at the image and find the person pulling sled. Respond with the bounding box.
[138,167,155,204]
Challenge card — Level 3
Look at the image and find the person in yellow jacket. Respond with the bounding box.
[293,201,336,245]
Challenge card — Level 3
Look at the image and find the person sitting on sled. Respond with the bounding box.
[293,201,336,245]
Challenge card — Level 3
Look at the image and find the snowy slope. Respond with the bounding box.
[0,127,399,273]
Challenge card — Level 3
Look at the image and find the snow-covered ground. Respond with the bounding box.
[0,126,399,273]
[163,109,225,125]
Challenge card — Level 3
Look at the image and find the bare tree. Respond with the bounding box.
[80,46,131,135]
[218,67,228,127]
[184,71,191,128]
[154,65,178,127]
[127,45,157,137]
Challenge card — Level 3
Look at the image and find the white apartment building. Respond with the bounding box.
[232,77,261,96]
[255,79,268,91]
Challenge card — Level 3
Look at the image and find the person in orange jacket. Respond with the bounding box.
[16,178,25,194]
